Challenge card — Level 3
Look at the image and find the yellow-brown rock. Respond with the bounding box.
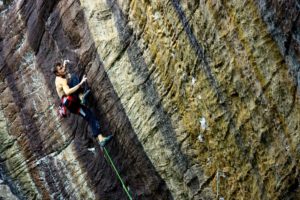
[0,0,299,199]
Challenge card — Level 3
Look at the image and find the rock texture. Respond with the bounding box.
[0,0,299,199]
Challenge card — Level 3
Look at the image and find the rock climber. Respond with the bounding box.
[53,60,112,147]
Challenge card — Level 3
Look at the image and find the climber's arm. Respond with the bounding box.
[61,75,87,95]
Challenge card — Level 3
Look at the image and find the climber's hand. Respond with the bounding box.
[63,59,71,67]
[80,75,87,85]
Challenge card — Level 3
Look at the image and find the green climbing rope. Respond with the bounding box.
[102,147,134,200]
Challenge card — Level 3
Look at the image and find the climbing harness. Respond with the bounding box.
[60,95,81,115]
[101,146,135,200]
[57,104,68,118]
[57,94,82,118]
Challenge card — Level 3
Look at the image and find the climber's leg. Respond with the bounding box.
[78,106,112,146]
[79,89,91,105]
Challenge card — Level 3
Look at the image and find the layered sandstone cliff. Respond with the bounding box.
[0,0,299,199]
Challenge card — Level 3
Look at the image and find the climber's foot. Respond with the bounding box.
[99,135,113,147]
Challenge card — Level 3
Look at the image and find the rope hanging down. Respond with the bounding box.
[102,147,134,200]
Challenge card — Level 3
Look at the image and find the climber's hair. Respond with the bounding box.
[53,62,62,75]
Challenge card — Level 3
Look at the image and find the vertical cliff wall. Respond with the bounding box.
[0,0,299,199]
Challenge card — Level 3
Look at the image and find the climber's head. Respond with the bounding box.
[53,62,66,77]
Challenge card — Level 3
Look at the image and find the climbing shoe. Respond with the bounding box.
[81,89,91,105]
[99,135,113,147]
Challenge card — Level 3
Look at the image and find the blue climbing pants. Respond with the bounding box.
[63,74,100,137]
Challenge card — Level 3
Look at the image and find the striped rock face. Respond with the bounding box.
[0,0,299,199]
